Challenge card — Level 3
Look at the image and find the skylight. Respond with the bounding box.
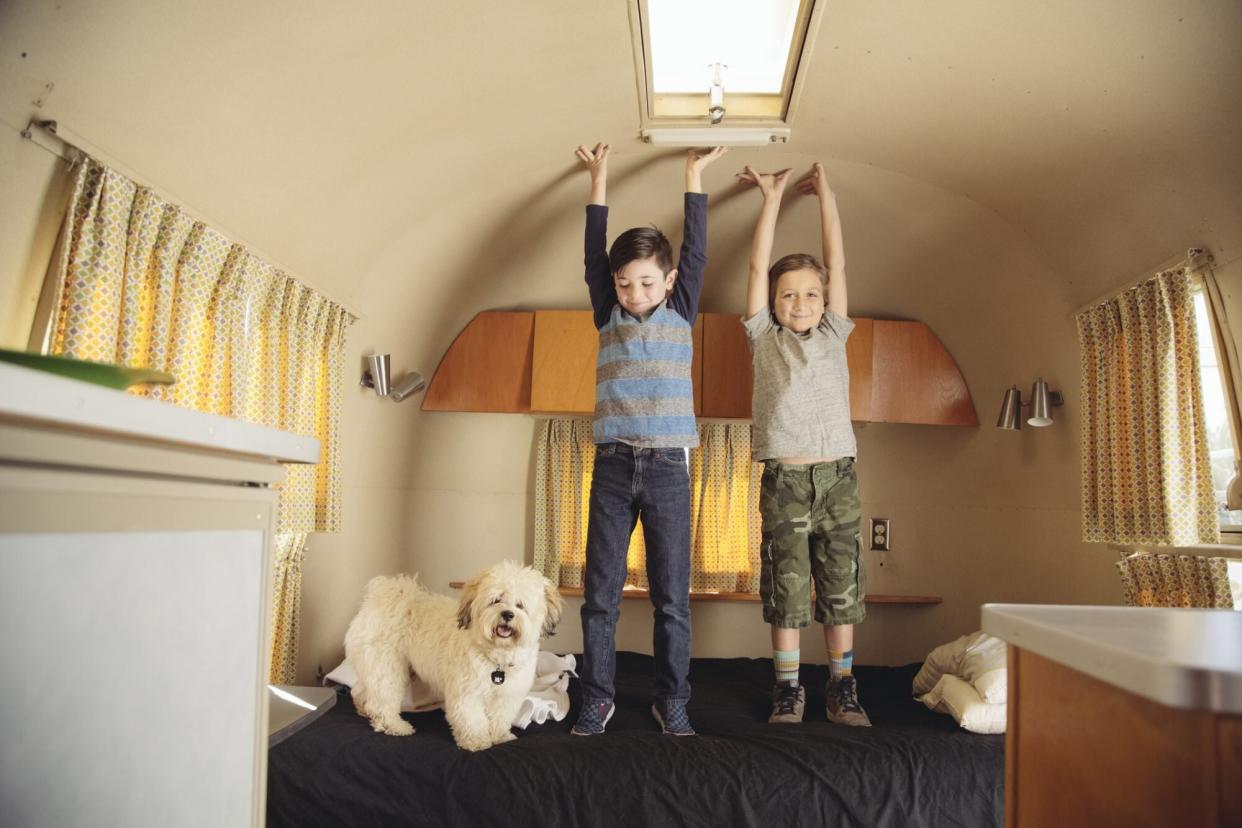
[648,0,802,94]
[635,0,817,125]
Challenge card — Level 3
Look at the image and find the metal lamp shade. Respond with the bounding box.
[996,386,1022,430]
[1028,378,1053,426]
[367,353,392,397]
[389,371,426,402]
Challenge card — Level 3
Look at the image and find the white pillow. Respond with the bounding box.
[913,631,1008,703]
[961,634,1008,703]
[912,633,970,696]
[971,667,1008,705]
[919,674,1007,734]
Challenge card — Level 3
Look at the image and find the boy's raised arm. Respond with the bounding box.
[796,162,847,318]
[738,166,792,319]
[576,142,615,328]
[671,147,727,323]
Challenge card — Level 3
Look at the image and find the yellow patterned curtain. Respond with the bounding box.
[269,533,309,684]
[533,419,762,592]
[1076,268,1218,545]
[42,158,353,680]
[1116,551,1239,609]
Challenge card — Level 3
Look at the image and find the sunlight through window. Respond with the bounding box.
[648,0,802,93]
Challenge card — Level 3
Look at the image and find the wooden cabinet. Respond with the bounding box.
[700,312,753,418]
[530,310,597,414]
[984,604,1242,828]
[424,309,977,427]
[423,311,535,412]
[1005,647,1237,827]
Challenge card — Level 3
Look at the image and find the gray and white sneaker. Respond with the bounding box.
[826,675,872,727]
[768,681,805,724]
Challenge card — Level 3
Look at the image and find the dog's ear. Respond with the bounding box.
[457,574,481,630]
[541,578,564,638]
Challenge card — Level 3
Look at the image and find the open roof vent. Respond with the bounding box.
[631,0,823,146]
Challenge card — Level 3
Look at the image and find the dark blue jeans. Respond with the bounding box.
[580,443,692,706]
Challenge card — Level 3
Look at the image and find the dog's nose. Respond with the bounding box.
[501,610,514,622]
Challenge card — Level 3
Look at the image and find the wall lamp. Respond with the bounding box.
[362,353,426,403]
[996,379,1064,430]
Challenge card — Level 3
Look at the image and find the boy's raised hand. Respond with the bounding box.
[736,166,793,201]
[576,142,610,205]
[576,142,610,172]
[687,146,728,173]
[686,146,727,194]
[795,161,833,199]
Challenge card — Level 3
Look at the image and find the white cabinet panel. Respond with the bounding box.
[1,530,265,828]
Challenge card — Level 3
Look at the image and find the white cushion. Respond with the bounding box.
[919,674,1007,734]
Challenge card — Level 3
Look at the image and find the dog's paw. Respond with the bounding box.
[454,733,496,752]
[493,731,517,744]
[374,718,415,736]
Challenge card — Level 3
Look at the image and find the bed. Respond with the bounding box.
[267,652,1003,827]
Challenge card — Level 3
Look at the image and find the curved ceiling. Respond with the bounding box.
[2,0,1238,310]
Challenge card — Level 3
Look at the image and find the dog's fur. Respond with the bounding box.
[343,560,563,751]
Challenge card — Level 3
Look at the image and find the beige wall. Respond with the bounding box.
[1,1,1237,683]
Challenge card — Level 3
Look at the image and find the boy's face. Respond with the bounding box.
[773,268,826,333]
[614,257,677,317]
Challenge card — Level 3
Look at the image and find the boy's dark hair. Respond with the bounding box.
[609,226,674,276]
[768,253,828,306]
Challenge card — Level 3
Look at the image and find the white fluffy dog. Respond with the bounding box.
[343,560,563,751]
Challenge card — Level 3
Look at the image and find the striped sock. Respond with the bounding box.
[774,649,800,686]
[828,649,854,680]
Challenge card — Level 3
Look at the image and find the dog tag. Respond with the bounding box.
[491,670,505,685]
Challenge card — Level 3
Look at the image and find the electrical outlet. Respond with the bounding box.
[870,518,890,551]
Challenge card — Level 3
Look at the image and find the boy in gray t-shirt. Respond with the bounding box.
[737,162,870,727]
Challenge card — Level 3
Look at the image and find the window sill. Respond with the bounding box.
[449,582,942,605]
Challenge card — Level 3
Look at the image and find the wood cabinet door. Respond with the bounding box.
[422,311,534,413]
[701,313,752,418]
[531,310,598,415]
[869,321,977,426]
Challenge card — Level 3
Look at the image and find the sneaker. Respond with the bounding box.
[768,681,806,724]
[571,699,615,736]
[826,675,872,727]
[651,701,696,736]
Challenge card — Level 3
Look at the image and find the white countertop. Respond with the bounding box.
[0,361,319,465]
[982,603,1242,714]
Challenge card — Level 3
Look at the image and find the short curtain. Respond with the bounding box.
[1076,267,1217,545]
[534,419,762,593]
[44,157,352,534]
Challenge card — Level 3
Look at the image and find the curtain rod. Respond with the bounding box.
[1072,247,1213,318]
[19,118,359,321]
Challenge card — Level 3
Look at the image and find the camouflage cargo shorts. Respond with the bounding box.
[758,458,866,628]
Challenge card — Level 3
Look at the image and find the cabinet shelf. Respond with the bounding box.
[424,310,976,426]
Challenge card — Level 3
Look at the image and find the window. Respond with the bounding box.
[1192,286,1242,531]
[635,0,820,122]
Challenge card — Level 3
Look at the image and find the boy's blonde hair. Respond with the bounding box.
[768,253,828,306]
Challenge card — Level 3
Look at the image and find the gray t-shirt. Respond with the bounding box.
[743,309,857,461]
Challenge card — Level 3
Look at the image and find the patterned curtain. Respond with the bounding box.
[269,533,309,684]
[1076,267,1218,545]
[1116,550,1239,609]
[533,419,762,592]
[42,158,353,680]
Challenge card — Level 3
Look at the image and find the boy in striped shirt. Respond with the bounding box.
[570,142,725,737]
